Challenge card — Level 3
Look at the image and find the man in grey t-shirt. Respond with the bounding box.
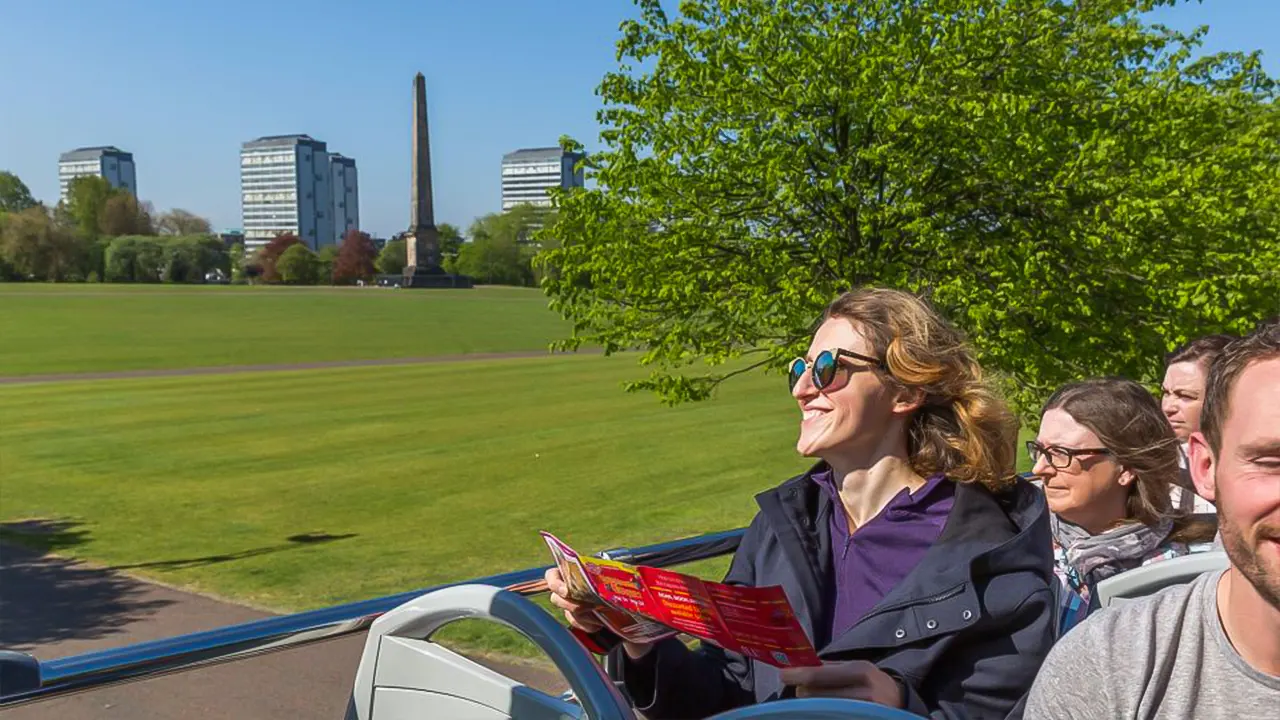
[1027,323,1280,719]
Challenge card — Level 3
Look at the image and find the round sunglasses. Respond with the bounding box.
[788,348,886,392]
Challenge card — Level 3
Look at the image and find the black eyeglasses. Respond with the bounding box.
[788,348,886,392]
[1025,441,1112,470]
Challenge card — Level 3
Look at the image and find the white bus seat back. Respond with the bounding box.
[371,686,571,720]
[1096,552,1229,608]
[369,636,580,720]
[348,584,632,720]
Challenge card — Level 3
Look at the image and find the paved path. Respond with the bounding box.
[0,350,593,386]
[0,544,567,719]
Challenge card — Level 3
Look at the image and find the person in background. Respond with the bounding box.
[1030,377,1216,620]
[1162,334,1236,513]
[548,288,1057,719]
[1026,323,1280,718]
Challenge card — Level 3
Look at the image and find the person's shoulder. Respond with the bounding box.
[1053,572,1211,668]
[1097,572,1205,627]
[1027,575,1211,717]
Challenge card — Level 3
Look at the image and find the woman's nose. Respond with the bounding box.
[791,371,817,401]
[1031,454,1054,478]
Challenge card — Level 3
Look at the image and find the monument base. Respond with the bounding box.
[374,269,473,289]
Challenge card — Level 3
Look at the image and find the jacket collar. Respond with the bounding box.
[756,464,1052,654]
[754,467,836,647]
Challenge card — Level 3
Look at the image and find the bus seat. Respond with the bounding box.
[1095,552,1228,608]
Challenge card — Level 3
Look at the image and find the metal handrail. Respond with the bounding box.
[0,527,745,709]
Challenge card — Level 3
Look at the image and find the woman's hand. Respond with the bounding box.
[545,567,604,633]
[779,661,904,708]
[544,567,658,659]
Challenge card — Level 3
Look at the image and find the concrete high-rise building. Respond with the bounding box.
[329,154,359,245]
[500,147,585,211]
[58,146,136,202]
[239,134,334,251]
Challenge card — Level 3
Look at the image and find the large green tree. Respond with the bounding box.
[1,206,85,281]
[277,243,319,285]
[0,171,37,214]
[438,223,464,268]
[63,176,117,240]
[375,238,407,275]
[104,236,167,283]
[259,233,302,283]
[229,242,247,283]
[541,0,1280,414]
[98,193,154,236]
[458,206,545,285]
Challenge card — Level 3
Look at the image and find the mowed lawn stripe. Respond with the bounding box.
[0,354,810,612]
[0,285,571,376]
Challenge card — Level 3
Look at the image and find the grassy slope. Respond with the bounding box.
[0,285,570,376]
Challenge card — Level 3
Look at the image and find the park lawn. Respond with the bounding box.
[0,349,1036,658]
[0,353,809,654]
[0,284,571,376]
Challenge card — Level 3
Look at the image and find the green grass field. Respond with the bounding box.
[0,284,1035,659]
[0,284,571,376]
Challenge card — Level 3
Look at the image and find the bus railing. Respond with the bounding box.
[0,528,745,709]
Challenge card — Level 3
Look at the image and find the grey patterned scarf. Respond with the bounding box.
[1051,513,1175,586]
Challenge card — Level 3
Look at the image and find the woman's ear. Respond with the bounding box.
[1117,468,1135,487]
[892,386,926,415]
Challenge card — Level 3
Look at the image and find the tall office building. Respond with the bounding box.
[329,154,359,245]
[239,134,335,251]
[58,146,136,202]
[500,147,585,211]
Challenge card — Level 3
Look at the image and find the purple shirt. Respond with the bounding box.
[813,469,956,640]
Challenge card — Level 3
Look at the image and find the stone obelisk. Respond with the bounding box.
[405,72,441,276]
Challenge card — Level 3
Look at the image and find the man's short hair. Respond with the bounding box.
[1165,333,1237,368]
[1200,320,1280,453]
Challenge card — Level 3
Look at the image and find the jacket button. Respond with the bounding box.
[962,610,973,621]
[926,619,938,630]
[894,628,906,639]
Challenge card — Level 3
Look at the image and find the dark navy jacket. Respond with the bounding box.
[609,468,1057,719]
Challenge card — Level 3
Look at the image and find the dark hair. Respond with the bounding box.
[824,288,1018,492]
[1042,377,1181,528]
[1202,320,1280,454]
[1165,334,1236,368]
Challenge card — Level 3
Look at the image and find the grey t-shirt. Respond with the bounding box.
[1026,570,1280,719]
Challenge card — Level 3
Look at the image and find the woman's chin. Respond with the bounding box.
[795,436,828,458]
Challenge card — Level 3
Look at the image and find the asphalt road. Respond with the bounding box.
[0,543,567,719]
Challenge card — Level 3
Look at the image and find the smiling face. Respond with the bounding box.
[1162,360,1210,441]
[1033,408,1131,534]
[791,318,901,464]
[1190,357,1280,610]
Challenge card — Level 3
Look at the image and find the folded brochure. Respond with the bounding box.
[541,532,820,668]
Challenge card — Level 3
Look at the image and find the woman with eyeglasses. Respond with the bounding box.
[1030,377,1217,622]
[547,288,1057,719]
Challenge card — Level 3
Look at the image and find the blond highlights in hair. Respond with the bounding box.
[823,288,1019,492]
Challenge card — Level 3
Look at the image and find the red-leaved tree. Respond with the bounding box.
[332,229,378,284]
[258,233,301,284]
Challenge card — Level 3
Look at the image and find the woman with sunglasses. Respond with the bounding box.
[1031,377,1217,623]
[547,288,1057,719]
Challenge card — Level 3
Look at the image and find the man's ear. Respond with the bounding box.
[1187,431,1216,503]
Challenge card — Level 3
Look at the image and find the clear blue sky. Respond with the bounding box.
[1,1,1275,239]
